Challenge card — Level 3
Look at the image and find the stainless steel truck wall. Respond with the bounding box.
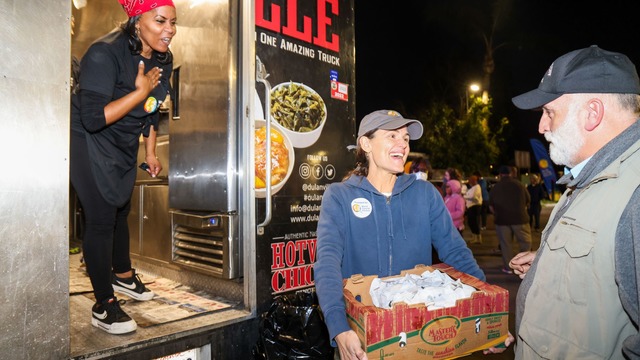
[168,2,240,213]
[0,0,71,358]
[166,0,243,280]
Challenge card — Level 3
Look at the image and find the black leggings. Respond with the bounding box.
[467,205,481,235]
[70,131,133,303]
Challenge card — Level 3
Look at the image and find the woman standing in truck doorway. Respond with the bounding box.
[70,0,176,335]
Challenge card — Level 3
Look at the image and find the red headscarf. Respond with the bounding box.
[118,0,175,18]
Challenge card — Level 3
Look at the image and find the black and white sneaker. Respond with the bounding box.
[91,297,137,334]
[112,269,155,301]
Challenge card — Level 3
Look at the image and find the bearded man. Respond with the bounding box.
[509,45,640,359]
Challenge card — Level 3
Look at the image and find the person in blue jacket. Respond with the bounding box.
[314,110,496,360]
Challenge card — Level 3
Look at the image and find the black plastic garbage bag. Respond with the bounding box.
[252,289,334,360]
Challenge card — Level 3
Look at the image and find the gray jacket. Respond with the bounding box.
[516,120,640,359]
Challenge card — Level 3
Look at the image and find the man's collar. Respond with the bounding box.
[566,156,592,179]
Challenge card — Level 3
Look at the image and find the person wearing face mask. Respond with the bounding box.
[314,110,505,360]
[509,45,640,359]
[409,156,429,181]
[70,0,177,334]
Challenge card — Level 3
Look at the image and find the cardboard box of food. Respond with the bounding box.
[343,263,509,359]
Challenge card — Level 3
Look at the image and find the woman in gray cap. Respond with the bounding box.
[314,110,510,359]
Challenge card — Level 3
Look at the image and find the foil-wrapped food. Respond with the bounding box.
[255,126,289,188]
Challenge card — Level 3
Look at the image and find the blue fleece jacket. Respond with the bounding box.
[314,173,485,344]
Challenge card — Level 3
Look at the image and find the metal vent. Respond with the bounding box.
[171,211,240,279]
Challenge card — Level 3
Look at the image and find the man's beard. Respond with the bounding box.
[544,105,584,168]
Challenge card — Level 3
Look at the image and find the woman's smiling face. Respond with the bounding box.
[137,5,177,57]
[364,126,411,175]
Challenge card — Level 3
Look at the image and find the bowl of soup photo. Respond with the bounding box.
[269,81,327,148]
[254,119,295,198]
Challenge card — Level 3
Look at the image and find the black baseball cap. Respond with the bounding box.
[512,45,640,110]
[357,110,423,140]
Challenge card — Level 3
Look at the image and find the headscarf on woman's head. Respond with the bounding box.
[447,179,462,194]
[118,0,175,18]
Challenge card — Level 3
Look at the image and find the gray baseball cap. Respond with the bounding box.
[512,45,640,110]
[357,110,423,140]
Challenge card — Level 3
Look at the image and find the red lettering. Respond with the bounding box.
[271,239,319,293]
[307,238,317,263]
[271,265,315,293]
[295,240,308,265]
[255,0,280,32]
[282,0,312,42]
[271,269,281,291]
[285,241,297,267]
[313,0,339,52]
[271,242,285,269]
[285,264,300,289]
[255,0,340,52]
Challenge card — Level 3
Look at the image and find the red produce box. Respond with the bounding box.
[343,263,509,359]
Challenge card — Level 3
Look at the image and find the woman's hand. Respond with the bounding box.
[135,60,163,95]
[144,155,162,178]
[103,61,163,125]
[335,330,368,360]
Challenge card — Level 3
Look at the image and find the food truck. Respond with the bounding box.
[1,0,355,358]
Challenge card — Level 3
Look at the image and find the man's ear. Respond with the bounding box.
[585,98,604,131]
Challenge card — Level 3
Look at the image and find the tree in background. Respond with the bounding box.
[413,94,506,176]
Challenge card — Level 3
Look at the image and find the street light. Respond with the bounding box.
[466,83,481,112]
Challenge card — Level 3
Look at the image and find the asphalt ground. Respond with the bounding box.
[461,203,553,359]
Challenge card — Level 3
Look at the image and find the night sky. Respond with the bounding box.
[354,0,640,160]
